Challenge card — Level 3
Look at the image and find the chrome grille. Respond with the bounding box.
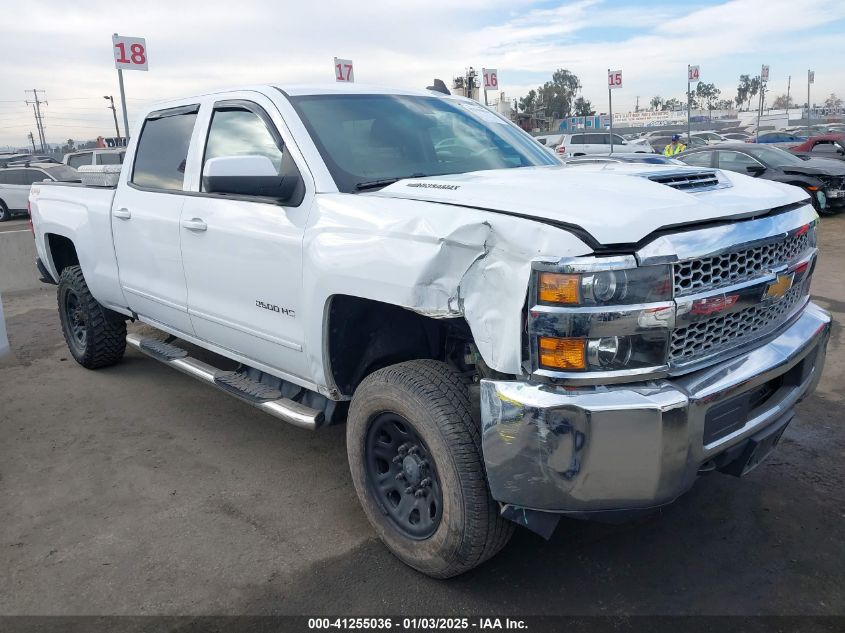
[674,231,811,296]
[648,170,720,191]
[670,284,804,363]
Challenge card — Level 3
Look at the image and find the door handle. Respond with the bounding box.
[181,218,208,232]
[113,208,131,219]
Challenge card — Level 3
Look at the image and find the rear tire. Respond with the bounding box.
[0,200,10,222]
[347,359,514,578]
[57,265,127,368]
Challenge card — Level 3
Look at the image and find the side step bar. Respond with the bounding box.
[126,332,324,430]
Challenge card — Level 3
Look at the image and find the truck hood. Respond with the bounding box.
[370,165,807,246]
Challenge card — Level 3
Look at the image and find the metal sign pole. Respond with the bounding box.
[608,69,613,153]
[117,68,129,142]
[687,66,691,144]
[807,70,811,126]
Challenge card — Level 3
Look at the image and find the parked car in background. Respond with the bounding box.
[63,148,126,169]
[0,163,81,221]
[789,134,845,161]
[0,154,60,167]
[677,144,845,214]
[561,153,683,166]
[550,132,655,156]
[755,132,804,147]
[691,131,730,144]
[723,132,752,141]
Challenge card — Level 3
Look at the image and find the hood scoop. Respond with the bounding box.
[646,169,725,191]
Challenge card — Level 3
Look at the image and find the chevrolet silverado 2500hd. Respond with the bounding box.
[29,84,830,578]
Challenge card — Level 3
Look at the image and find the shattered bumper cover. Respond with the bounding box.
[480,302,831,515]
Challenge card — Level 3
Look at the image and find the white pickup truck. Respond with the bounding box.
[29,84,830,578]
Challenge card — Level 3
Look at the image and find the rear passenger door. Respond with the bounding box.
[112,104,201,334]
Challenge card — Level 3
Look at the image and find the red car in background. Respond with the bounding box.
[790,134,845,161]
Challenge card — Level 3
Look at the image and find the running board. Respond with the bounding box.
[126,333,324,430]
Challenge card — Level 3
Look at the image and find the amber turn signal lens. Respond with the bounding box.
[538,272,580,304]
[538,337,586,370]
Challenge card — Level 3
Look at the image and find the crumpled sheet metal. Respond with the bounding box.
[304,194,593,383]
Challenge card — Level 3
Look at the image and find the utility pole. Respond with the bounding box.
[27,132,36,153]
[104,95,121,138]
[635,95,640,112]
[29,105,44,151]
[807,69,813,126]
[786,75,791,115]
[25,89,47,152]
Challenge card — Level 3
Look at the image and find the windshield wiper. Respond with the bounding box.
[355,173,428,191]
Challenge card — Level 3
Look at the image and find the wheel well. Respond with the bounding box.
[46,234,79,275]
[326,295,474,397]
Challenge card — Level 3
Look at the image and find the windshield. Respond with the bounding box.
[288,94,557,192]
[745,146,805,167]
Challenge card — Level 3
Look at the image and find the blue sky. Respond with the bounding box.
[1,0,843,146]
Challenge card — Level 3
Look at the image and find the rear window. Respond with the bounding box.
[96,152,124,165]
[67,153,92,168]
[132,107,198,190]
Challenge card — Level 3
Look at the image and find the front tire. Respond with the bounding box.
[58,265,127,368]
[347,359,513,578]
[0,200,10,222]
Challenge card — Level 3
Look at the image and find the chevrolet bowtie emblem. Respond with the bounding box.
[764,272,795,300]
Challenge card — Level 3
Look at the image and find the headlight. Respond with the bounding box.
[530,258,674,378]
[538,265,672,306]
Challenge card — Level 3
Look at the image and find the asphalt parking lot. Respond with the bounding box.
[0,216,843,617]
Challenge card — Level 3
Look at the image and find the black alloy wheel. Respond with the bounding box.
[364,412,443,540]
[61,286,88,354]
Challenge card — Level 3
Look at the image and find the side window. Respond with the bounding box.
[716,151,760,171]
[679,152,713,168]
[23,169,48,185]
[569,135,585,145]
[202,107,284,178]
[611,134,625,144]
[201,104,303,204]
[810,141,836,154]
[0,172,9,185]
[96,152,122,165]
[68,153,92,168]
[131,107,198,190]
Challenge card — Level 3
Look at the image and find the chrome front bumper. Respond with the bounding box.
[480,302,831,514]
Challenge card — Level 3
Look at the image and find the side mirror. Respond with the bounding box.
[746,164,766,176]
[203,155,297,200]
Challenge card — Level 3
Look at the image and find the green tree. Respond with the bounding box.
[695,83,721,119]
[536,68,582,118]
[824,93,843,110]
[663,97,683,111]
[518,89,537,113]
[747,76,761,110]
[573,96,593,116]
[772,93,793,109]
[736,75,751,110]
[650,95,664,111]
